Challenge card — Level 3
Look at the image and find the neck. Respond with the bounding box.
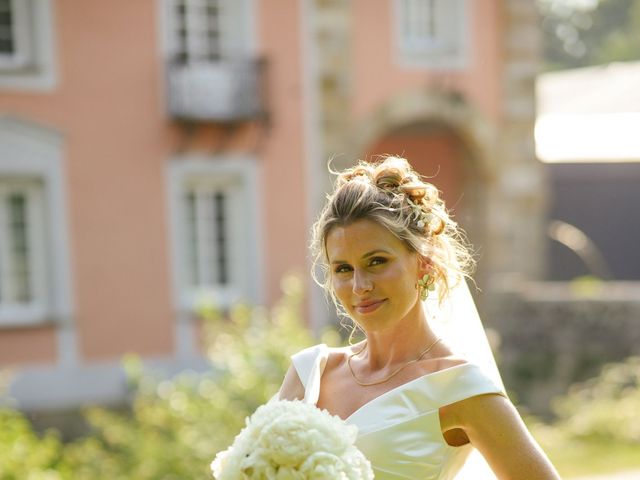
[357,301,438,370]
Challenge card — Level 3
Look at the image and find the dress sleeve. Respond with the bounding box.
[432,363,508,409]
[290,343,329,405]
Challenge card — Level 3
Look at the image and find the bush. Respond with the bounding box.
[0,408,67,480]
[1,275,329,479]
[552,356,640,443]
[526,357,640,477]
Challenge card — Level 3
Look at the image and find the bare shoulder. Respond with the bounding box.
[416,350,470,377]
[432,353,469,372]
[326,343,356,364]
[449,388,513,423]
[279,344,346,401]
[440,373,510,430]
[447,394,561,479]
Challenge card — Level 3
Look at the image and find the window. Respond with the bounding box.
[0,0,56,90]
[165,0,253,64]
[395,0,468,69]
[0,178,47,320]
[173,0,223,63]
[0,117,72,327]
[0,0,30,69]
[168,157,262,312]
[184,181,231,289]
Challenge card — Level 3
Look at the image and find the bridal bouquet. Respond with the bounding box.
[211,400,374,479]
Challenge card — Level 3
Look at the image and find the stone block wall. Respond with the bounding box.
[486,281,640,417]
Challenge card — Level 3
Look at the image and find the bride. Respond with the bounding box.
[278,157,560,479]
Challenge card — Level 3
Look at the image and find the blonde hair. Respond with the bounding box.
[311,156,475,320]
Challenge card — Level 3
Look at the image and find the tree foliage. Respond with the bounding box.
[539,0,640,70]
[552,356,640,443]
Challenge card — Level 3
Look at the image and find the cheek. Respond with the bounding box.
[331,278,351,298]
[330,276,351,300]
[382,262,415,285]
[386,264,419,300]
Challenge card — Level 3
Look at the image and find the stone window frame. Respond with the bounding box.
[0,117,73,328]
[166,155,263,313]
[0,177,48,324]
[394,0,469,70]
[0,0,57,91]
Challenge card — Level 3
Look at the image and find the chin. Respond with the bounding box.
[355,311,395,331]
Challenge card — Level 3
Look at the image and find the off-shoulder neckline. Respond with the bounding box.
[344,362,478,421]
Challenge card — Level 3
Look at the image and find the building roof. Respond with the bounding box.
[535,61,640,162]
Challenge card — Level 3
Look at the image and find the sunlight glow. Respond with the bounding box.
[535,113,640,162]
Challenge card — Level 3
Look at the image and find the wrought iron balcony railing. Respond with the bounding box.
[167,58,265,122]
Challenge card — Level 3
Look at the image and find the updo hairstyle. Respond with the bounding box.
[310,156,475,317]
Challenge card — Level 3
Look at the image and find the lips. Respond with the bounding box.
[354,299,386,314]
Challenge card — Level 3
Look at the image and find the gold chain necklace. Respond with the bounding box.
[347,338,442,387]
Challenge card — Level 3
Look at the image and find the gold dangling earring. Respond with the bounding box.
[416,273,436,301]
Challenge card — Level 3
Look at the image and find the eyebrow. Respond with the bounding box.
[330,249,391,265]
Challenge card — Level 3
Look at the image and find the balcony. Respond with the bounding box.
[167,58,265,123]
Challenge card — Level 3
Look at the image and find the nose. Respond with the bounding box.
[352,268,373,295]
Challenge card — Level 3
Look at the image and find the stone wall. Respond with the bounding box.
[490,0,548,282]
[486,281,640,417]
[313,0,352,164]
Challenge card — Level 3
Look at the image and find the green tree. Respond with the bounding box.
[538,0,640,70]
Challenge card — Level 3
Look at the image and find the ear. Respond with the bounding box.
[417,255,432,277]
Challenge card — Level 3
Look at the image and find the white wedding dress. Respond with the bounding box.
[291,343,506,480]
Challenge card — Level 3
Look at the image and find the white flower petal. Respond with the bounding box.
[211,400,373,479]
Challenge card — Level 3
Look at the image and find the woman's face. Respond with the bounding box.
[326,219,426,332]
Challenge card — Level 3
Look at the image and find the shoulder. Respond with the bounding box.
[289,343,330,374]
[408,351,471,381]
[432,356,507,422]
[326,343,358,366]
[291,343,330,360]
[439,374,511,438]
[447,393,561,478]
[279,363,305,401]
[429,352,505,394]
[424,354,469,374]
[280,343,334,401]
[439,379,511,445]
[411,336,470,377]
[447,389,512,425]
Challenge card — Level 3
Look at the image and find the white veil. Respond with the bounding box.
[423,278,505,479]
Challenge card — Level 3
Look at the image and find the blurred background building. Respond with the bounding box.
[0,0,638,421]
[537,61,640,280]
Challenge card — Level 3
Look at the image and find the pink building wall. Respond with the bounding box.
[1,1,174,362]
[0,0,506,409]
[351,0,503,123]
[258,0,308,303]
[0,0,307,370]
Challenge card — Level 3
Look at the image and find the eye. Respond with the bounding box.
[334,264,352,274]
[369,256,387,266]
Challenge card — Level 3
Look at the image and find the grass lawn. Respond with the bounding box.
[541,438,640,478]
